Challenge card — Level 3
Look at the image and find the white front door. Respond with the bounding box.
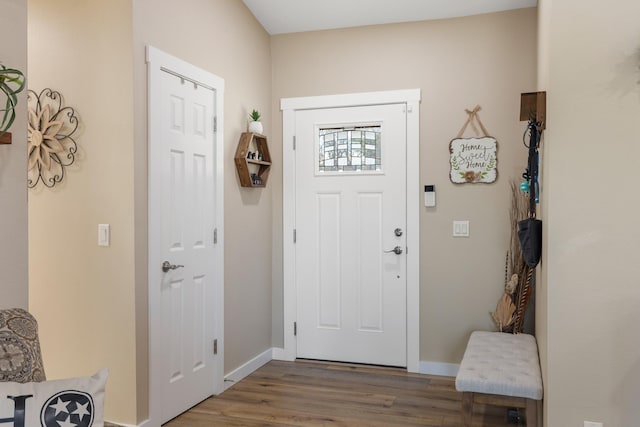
[147,47,225,425]
[295,103,407,367]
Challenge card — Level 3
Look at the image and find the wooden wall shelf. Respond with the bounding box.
[234,132,271,188]
[0,132,12,145]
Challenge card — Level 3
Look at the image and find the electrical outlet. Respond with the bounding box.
[584,422,603,427]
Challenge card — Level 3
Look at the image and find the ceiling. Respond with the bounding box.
[242,0,537,35]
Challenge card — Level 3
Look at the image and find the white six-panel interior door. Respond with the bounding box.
[147,46,225,426]
[280,90,421,372]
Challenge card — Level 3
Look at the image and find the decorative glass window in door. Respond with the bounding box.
[318,125,381,174]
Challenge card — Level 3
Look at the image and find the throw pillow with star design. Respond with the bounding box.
[0,368,107,427]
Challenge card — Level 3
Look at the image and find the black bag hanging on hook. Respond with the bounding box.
[518,121,542,268]
[518,217,542,268]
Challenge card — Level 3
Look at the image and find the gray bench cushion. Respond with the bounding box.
[455,331,542,400]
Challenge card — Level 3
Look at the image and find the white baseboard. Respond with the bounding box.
[224,348,273,390]
[419,361,459,377]
[271,347,292,361]
[105,421,147,427]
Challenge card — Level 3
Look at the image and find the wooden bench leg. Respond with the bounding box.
[462,392,473,427]
[525,398,537,427]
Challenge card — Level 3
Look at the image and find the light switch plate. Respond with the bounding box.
[98,224,110,246]
[453,220,469,237]
[584,422,603,427]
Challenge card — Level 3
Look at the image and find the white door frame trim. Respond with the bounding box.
[279,89,421,372]
[146,45,225,425]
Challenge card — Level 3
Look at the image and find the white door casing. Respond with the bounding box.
[147,46,224,425]
[279,89,421,372]
[295,104,407,366]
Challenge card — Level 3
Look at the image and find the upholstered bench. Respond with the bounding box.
[455,331,543,427]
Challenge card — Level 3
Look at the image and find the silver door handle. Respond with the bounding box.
[384,246,403,255]
[162,261,184,273]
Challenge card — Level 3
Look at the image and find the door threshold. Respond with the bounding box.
[294,358,407,371]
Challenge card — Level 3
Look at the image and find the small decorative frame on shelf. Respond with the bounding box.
[234,132,271,188]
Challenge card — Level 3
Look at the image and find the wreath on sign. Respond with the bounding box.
[449,105,498,184]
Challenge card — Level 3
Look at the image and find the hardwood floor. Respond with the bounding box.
[164,360,521,426]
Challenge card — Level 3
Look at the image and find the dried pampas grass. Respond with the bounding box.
[508,181,529,280]
[490,180,532,333]
[506,274,518,295]
[491,293,516,332]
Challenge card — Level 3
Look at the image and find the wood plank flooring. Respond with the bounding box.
[164,360,521,426]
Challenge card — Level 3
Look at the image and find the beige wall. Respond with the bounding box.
[28,0,137,423]
[271,9,538,363]
[535,0,550,424]
[0,0,28,310]
[29,0,273,423]
[537,0,640,425]
[27,0,272,424]
[132,0,273,402]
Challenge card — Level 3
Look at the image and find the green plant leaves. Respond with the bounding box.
[249,109,261,121]
[0,64,26,137]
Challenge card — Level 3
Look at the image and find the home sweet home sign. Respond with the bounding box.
[449,105,498,184]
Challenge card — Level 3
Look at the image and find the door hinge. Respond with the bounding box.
[213,339,218,355]
[293,135,296,150]
[214,228,218,244]
[213,116,217,132]
[293,229,296,243]
[294,322,297,336]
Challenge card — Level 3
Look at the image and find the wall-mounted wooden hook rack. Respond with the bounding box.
[520,91,546,130]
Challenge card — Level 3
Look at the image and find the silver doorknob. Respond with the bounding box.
[162,261,184,273]
[394,228,403,237]
[384,246,403,255]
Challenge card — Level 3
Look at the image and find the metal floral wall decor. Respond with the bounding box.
[27,88,79,188]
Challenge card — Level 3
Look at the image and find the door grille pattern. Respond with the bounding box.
[318,126,381,173]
